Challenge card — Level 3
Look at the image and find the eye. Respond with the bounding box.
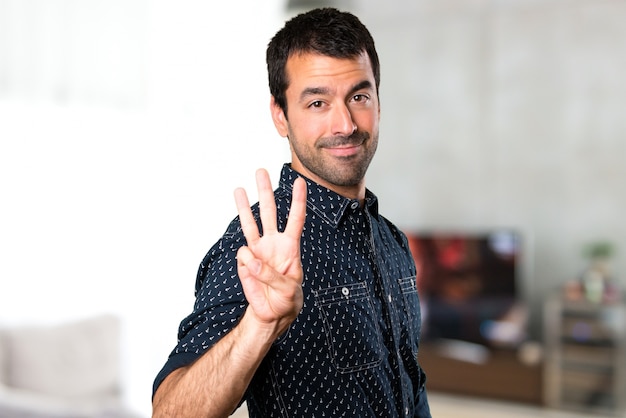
[352,94,370,103]
[308,100,324,108]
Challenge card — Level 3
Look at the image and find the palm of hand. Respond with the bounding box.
[242,228,303,321]
[235,169,307,329]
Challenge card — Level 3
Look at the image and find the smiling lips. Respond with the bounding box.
[319,132,369,157]
[325,144,362,157]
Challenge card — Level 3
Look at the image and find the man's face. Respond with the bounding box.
[271,52,380,200]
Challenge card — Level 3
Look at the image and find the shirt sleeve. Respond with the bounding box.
[152,220,249,398]
[414,382,432,417]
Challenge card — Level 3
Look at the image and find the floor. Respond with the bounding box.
[425,392,612,418]
[231,392,622,417]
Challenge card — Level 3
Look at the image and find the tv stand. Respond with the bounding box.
[419,340,543,404]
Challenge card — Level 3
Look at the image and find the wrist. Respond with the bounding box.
[233,309,283,359]
[237,307,289,351]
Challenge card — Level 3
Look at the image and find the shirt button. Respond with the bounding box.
[350,201,359,210]
[388,295,392,303]
[342,287,350,296]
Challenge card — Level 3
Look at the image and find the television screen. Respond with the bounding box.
[406,230,525,347]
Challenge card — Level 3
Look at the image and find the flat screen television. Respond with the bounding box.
[405,230,525,348]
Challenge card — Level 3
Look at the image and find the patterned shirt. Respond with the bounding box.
[154,164,431,417]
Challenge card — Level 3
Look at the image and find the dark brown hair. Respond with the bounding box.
[266,8,380,116]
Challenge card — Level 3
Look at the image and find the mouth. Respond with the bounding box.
[325,144,362,158]
[320,133,368,158]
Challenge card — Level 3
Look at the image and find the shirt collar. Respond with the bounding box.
[278,163,379,227]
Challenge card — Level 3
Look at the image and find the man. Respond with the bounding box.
[153,7,431,417]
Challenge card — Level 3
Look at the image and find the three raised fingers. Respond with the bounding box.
[235,169,307,246]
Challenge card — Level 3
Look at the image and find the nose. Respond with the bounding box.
[331,103,357,136]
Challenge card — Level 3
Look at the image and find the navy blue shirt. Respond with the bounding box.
[154,164,431,417]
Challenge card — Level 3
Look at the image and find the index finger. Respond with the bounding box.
[284,177,307,239]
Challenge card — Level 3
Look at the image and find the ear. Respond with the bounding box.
[270,96,289,137]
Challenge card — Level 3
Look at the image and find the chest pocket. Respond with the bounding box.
[397,276,421,356]
[313,282,383,373]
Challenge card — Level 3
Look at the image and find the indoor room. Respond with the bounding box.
[1,0,625,417]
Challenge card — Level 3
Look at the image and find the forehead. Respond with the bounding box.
[284,52,376,94]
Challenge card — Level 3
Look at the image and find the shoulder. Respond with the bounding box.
[379,213,411,247]
[194,215,248,294]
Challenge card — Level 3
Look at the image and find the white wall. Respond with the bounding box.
[353,0,626,335]
[0,1,288,416]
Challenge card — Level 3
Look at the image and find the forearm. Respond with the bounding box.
[152,309,281,418]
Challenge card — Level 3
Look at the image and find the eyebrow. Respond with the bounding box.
[350,80,374,95]
[299,80,374,103]
[300,87,330,101]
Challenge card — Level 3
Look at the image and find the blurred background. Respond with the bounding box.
[1,0,625,416]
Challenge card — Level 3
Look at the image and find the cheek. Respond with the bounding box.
[289,114,326,141]
[355,111,379,132]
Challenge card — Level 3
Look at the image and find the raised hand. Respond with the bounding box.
[234,169,307,334]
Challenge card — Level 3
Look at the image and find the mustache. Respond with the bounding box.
[318,131,370,148]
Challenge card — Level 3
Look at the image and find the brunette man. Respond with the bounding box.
[153,8,431,417]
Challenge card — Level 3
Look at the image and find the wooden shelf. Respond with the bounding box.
[543,294,626,416]
[419,341,543,405]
